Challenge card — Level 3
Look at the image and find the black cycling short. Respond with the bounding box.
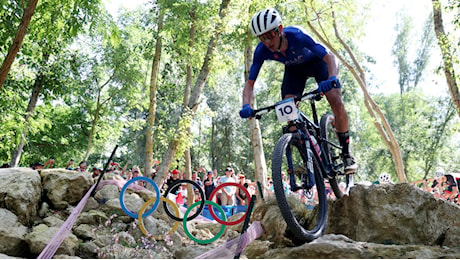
[281,56,329,99]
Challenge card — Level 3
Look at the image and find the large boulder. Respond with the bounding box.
[245,234,460,259]
[41,169,94,210]
[0,208,29,257]
[0,168,42,225]
[327,183,460,247]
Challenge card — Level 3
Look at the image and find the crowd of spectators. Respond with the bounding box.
[419,169,460,205]
[162,165,258,209]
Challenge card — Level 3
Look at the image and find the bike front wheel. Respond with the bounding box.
[272,133,328,243]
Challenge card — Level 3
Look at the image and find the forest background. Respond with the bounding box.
[0,0,459,187]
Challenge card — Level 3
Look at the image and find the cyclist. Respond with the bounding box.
[239,8,357,174]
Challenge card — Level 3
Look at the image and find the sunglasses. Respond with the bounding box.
[258,29,277,42]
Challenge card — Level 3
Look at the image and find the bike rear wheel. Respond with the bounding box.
[320,113,354,198]
[272,133,328,243]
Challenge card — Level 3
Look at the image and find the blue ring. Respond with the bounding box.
[119,176,160,218]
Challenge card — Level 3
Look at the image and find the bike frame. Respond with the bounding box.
[253,90,343,191]
[289,105,334,191]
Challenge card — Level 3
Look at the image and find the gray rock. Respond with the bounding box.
[327,183,460,247]
[1,170,459,259]
[0,168,42,225]
[41,169,93,210]
[0,208,29,257]
[25,224,79,256]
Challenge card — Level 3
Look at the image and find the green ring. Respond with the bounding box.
[182,200,226,244]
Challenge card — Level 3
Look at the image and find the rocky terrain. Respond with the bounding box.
[0,167,459,259]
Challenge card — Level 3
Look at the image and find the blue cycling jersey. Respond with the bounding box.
[248,26,328,81]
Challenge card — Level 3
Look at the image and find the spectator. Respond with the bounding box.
[235,174,249,206]
[92,167,102,178]
[130,166,143,185]
[191,171,203,188]
[203,171,216,200]
[247,180,257,197]
[126,165,142,180]
[218,166,237,205]
[325,180,335,200]
[120,161,131,179]
[197,165,207,177]
[165,169,181,195]
[43,158,55,169]
[109,162,121,173]
[66,159,74,170]
[281,171,290,194]
[179,183,188,206]
[193,189,202,203]
[76,161,87,172]
[30,162,44,170]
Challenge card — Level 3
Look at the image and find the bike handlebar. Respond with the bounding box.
[251,88,322,119]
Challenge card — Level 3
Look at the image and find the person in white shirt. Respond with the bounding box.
[218,166,237,205]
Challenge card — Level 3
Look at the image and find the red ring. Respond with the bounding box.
[208,182,251,225]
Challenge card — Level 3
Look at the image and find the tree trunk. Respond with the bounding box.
[84,90,102,161]
[244,30,268,196]
[211,118,217,168]
[0,0,38,89]
[183,7,196,200]
[144,8,164,179]
[84,72,116,161]
[431,0,460,117]
[10,72,44,167]
[184,147,194,203]
[304,3,407,182]
[153,0,231,188]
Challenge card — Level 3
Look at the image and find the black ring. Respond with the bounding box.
[163,179,205,221]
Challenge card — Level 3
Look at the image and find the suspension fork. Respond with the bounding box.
[285,145,297,191]
[286,134,316,192]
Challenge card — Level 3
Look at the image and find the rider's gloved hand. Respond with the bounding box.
[318,76,341,94]
[239,104,254,118]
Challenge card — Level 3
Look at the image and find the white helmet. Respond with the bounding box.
[379,172,391,184]
[434,169,445,179]
[250,8,282,36]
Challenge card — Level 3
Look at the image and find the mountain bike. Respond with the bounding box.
[252,88,354,243]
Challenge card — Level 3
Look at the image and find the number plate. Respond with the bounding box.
[275,98,298,123]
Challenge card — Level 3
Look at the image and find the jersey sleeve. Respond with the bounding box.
[300,33,327,58]
[248,43,266,81]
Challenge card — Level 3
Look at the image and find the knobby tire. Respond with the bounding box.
[320,113,354,198]
[272,133,328,243]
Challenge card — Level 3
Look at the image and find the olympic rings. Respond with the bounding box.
[120,176,161,219]
[183,200,226,244]
[208,182,251,226]
[138,197,180,240]
[118,177,252,243]
[163,179,206,221]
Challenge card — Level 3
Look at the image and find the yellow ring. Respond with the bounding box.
[138,197,180,240]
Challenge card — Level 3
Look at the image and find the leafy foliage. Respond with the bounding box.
[0,0,459,184]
